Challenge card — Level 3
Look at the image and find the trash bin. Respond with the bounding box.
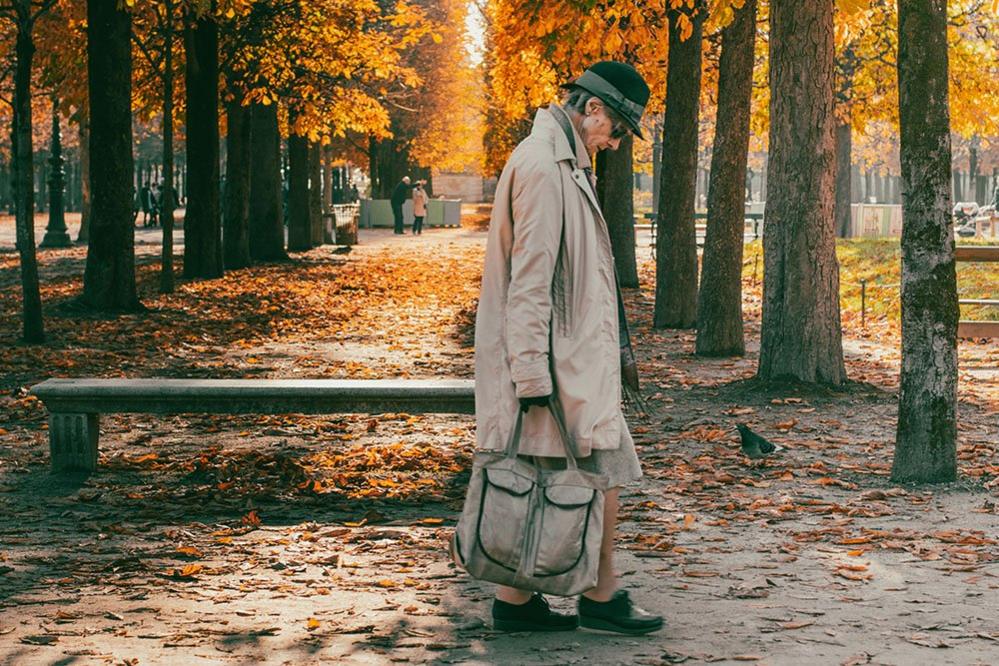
[332,203,359,245]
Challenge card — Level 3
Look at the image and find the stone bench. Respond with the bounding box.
[30,378,476,472]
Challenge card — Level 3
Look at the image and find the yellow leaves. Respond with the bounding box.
[306,617,320,630]
[176,546,204,559]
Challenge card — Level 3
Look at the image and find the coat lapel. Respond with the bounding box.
[569,168,604,223]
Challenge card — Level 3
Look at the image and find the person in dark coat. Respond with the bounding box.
[390,176,412,234]
[138,183,151,226]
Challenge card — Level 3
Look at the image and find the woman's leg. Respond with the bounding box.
[582,487,619,602]
[496,585,533,604]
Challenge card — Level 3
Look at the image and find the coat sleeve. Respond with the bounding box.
[506,154,563,399]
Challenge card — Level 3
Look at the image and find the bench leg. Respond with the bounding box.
[50,413,99,472]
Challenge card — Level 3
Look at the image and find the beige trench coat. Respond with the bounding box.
[474,105,630,458]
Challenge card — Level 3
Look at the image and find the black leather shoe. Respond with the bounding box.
[492,593,579,632]
[579,590,663,635]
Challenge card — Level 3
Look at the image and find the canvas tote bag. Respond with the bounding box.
[451,396,608,596]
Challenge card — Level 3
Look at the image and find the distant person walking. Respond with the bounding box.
[146,185,159,227]
[137,183,151,226]
[412,181,428,235]
[391,176,411,234]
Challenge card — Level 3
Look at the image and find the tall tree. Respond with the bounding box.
[82,0,140,311]
[223,98,251,268]
[757,0,845,384]
[133,0,182,290]
[247,102,286,261]
[891,0,958,483]
[287,129,311,252]
[4,0,54,342]
[654,4,705,329]
[834,44,858,238]
[182,5,222,279]
[696,0,756,357]
[75,114,91,243]
[309,141,323,246]
[159,0,177,293]
[596,135,639,288]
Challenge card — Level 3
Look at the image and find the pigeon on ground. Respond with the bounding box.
[736,423,781,460]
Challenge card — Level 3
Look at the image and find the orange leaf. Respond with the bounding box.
[241,510,261,527]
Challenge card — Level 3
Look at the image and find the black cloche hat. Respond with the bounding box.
[561,61,650,139]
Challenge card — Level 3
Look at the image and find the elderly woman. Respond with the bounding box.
[473,61,663,635]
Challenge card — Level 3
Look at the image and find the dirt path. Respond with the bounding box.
[2,227,998,665]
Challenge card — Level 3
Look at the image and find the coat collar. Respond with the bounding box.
[532,106,603,221]
[531,105,591,171]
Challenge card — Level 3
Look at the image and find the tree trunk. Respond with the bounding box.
[696,0,756,357]
[892,0,958,484]
[835,121,852,237]
[368,135,379,198]
[223,99,251,268]
[160,0,176,292]
[757,0,844,384]
[286,132,310,252]
[597,135,639,288]
[248,102,286,260]
[322,145,332,213]
[654,6,704,329]
[12,12,45,342]
[76,116,91,243]
[82,0,140,311]
[182,10,222,279]
[309,141,323,246]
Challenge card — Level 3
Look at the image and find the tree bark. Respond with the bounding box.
[892,0,958,484]
[835,121,852,237]
[696,0,756,357]
[368,135,379,198]
[248,102,286,260]
[12,8,45,342]
[286,132,311,252]
[182,9,222,279]
[160,0,176,292]
[322,144,332,214]
[596,135,639,288]
[223,99,251,268]
[76,116,91,243]
[757,0,845,384]
[82,0,140,311]
[654,6,705,329]
[309,141,323,246]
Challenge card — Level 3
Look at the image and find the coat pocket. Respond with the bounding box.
[476,468,535,571]
[534,483,596,576]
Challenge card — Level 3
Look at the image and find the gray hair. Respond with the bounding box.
[562,87,595,114]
